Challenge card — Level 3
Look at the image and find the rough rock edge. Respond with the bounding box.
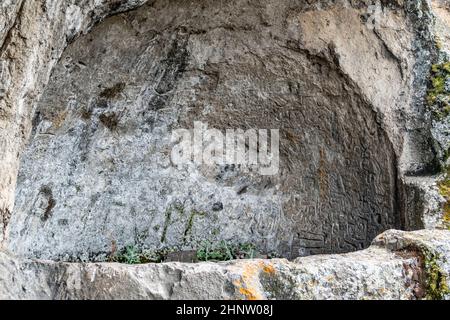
[0,0,446,245]
[0,0,449,300]
[0,229,449,300]
[402,0,449,231]
[423,0,450,230]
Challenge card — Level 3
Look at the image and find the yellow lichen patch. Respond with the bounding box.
[444,210,450,221]
[443,204,450,226]
[326,275,335,282]
[436,37,443,50]
[422,248,450,299]
[427,61,450,119]
[233,261,277,300]
[262,263,276,275]
[308,278,319,287]
[438,168,450,230]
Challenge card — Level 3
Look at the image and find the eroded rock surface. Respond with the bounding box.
[6,0,411,261]
[1,230,449,300]
[0,0,450,300]
[0,0,150,243]
[6,0,447,262]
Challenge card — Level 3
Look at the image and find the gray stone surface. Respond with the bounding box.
[0,229,449,300]
[403,176,446,230]
[431,0,450,160]
[5,0,448,262]
[0,0,150,243]
[6,0,409,261]
[0,0,449,300]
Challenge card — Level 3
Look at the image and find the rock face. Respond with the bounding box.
[0,0,450,300]
[0,0,149,244]
[1,0,443,261]
[7,0,404,261]
[1,230,449,300]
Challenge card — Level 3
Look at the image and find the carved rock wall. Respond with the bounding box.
[0,0,449,300]
[6,0,410,261]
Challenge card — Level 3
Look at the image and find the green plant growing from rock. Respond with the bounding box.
[196,241,258,262]
[111,245,177,264]
[110,240,266,264]
[118,245,141,264]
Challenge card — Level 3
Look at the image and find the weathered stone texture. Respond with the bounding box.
[0,0,449,300]
[0,0,149,243]
[0,230,449,300]
[3,0,447,262]
[6,0,410,261]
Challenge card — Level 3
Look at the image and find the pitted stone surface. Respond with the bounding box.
[5,0,408,261]
[0,0,450,301]
[0,0,151,243]
[1,230,449,300]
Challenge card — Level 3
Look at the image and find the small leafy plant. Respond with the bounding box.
[196,241,257,262]
[111,246,176,264]
[111,241,268,264]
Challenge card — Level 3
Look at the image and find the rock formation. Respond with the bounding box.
[0,229,449,300]
[0,0,450,300]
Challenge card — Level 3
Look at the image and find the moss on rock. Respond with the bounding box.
[427,61,450,120]
[422,248,450,300]
[437,166,450,230]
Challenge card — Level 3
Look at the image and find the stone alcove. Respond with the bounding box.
[5,0,425,262]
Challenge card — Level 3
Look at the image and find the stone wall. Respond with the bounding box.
[0,0,449,300]
[6,0,410,261]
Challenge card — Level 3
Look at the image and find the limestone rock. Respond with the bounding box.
[2,0,446,262]
[7,0,404,261]
[0,0,150,242]
[0,0,450,300]
[0,229,449,300]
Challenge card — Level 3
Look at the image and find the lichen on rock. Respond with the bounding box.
[0,0,450,300]
[422,248,450,299]
[428,61,450,119]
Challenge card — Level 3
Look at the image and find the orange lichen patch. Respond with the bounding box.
[262,263,276,275]
[233,277,260,300]
[238,287,259,300]
[377,287,387,295]
[233,279,242,286]
[232,261,277,300]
